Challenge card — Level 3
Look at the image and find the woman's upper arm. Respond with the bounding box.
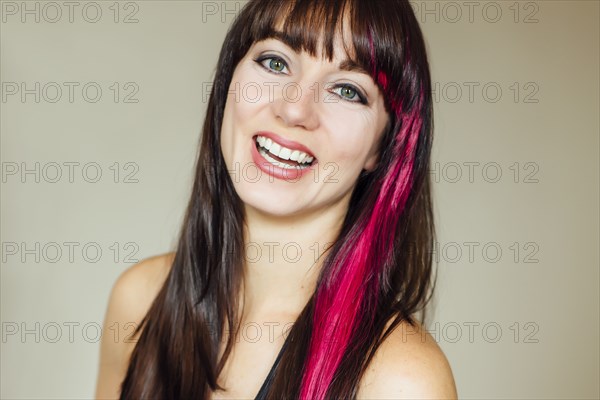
[94,253,173,400]
[357,319,458,399]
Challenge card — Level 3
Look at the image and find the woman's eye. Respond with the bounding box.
[253,55,367,105]
[255,55,288,74]
[332,84,367,104]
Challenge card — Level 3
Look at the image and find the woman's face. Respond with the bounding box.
[220,32,390,218]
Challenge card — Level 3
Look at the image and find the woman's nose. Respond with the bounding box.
[272,81,319,131]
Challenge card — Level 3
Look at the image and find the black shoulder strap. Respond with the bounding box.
[254,336,291,400]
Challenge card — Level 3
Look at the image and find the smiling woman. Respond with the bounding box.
[220,34,390,218]
[95,0,457,399]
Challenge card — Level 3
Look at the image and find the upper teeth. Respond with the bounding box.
[256,136,314,164]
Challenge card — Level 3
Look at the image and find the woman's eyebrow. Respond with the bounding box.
[263,32,370,75]
[338,58,370,76]
[264,30,295,48]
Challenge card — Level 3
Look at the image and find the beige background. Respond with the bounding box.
[1,1,598,398]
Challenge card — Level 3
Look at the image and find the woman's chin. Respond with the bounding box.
[236,188,312,218]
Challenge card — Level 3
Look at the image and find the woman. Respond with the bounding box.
[95,0,457,398]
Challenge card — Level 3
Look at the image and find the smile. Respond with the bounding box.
[254,135,316,170]
[249,132,318,181]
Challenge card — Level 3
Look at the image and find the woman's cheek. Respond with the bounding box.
[322,114,374,162]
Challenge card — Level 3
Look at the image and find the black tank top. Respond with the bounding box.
[253,335,291,400]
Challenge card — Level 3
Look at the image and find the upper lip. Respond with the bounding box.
[253,131,316,159]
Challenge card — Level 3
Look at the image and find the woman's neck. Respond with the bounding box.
[239,201,348,321]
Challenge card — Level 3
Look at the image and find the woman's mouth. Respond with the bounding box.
[254,135,316,170]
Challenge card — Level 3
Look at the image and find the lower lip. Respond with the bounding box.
[250,138,317,181]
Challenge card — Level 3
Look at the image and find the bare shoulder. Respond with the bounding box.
[357,318,458,400]
[111,252,175,318]
[103,252,175,343]
[94,252,175,399]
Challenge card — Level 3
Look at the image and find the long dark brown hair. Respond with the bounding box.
[120,0,436,398]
